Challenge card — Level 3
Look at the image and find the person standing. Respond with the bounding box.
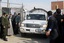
[46,11,58,43]
[6,14,9,36]
[1,13,10,41]
[61,14,64,43]
[12,12,17,35]
[0,16,2,38]
[15,13,21,34]
[8,14,14,36]
[55,9,62,43]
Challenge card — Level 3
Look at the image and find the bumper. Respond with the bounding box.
[20,27,46,34]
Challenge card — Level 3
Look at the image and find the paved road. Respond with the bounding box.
[0,34,49,43]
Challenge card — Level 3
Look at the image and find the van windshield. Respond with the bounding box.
[27,14,46,20]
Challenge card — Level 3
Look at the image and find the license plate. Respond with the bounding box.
[26,29,30,31]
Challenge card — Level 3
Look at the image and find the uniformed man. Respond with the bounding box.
[1,13,10,41]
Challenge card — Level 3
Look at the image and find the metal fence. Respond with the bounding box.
[1,1,26,22]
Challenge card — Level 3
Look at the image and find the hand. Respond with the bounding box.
[46,31,51,37]
[3,26,5,28]
[19,23,21,27]
[16,23,17,25]
[61,19,63,22]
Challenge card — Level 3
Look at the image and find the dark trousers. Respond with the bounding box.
[15,23,20,34]
[55,36,61,43]
[61,26,64,43]
[62,36,64,43]
[0,28,2,38]
[12,22,19,35]
[1,26,7,39]
[12,22,16,35]
[0,26,2,38]
[55,30,61,43]
[50,39,55,43]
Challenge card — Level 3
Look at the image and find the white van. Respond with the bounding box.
[20,8,48,36]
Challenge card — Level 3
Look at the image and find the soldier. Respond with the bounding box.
[1,13,10,41]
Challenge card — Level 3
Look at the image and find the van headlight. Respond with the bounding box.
[42,29,46,32]
[21,24,24,27]
[43,25,47,28]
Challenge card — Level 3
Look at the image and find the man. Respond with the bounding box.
[46,11,58,43]
[0,16,2,38]
[55,9,62,43]
[61,14,64,43]
[12,12,17,35]
[1,13,10,41]
[15,13,21,34]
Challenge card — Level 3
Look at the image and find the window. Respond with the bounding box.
[27,14,46,20]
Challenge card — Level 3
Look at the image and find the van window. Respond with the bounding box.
[27,14,46,20]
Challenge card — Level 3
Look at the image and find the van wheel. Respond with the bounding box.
[21,33,26,37]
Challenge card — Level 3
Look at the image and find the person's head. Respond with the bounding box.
[18,13,20,15]
[53,12,57,18]
[14,12,16,15]
[8,14,12,18]
[47,11,52,17]
[9,14,12,16]
[9,14,12,17]
[2,13,6,17]
[6,14,8,17]
[56,8,61,14]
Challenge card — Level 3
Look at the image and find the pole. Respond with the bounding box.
[0,0,2,17]
[0,0,1,8]
[7,0,9,8]
[20,3,24,23]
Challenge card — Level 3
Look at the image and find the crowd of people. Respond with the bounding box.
[46,8,64,43]
[0,8,64,43]
[0,12,21,41]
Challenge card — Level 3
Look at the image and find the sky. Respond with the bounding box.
[1,0,64,11]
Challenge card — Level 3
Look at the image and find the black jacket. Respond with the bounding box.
[55,14,62,34]
[46,16,58,40]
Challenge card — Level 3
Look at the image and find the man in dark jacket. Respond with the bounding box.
[61,14,64,43]
[12,12,17,35]
[55,9,62,43]
[15,13,21,34]
[46,11,58,43]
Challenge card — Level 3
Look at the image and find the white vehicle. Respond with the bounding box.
[20,8,48,36]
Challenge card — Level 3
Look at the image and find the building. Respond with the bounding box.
[51,1,64,13]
